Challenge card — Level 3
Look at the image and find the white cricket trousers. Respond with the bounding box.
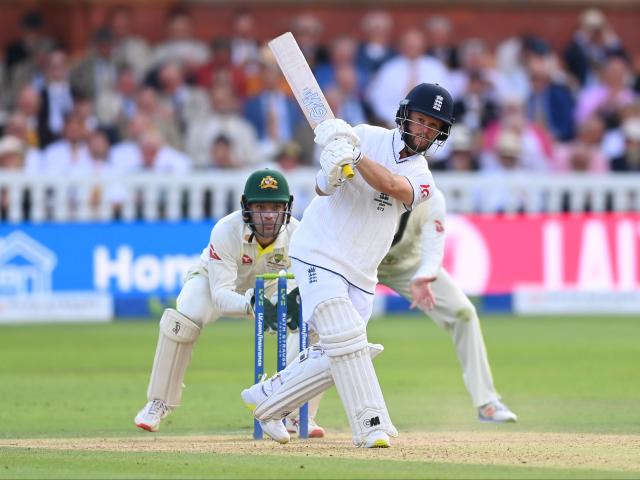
[378,267,500,407]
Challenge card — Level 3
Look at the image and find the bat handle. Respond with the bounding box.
[342,164,355,179]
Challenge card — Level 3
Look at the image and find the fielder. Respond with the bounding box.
[134,168,324,437]
[242,83,454,448]
[378,187,518,422]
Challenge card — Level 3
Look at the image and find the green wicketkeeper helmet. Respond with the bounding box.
[241,169,293,236]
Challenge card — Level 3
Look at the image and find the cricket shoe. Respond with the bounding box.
[135,399,172,432]
[478,400,518,423]
[284,417,326,438]
[241,383,289,444]
[259,419,290,444]
[361,430,391,448]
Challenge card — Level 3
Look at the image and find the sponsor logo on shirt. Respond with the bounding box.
[435,220,444,233]
[209,244,221,261]
[419,184,431,198]
[241,254,253,264]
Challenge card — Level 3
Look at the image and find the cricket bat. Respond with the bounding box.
[268,32,354,179]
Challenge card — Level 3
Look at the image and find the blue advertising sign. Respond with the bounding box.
[0,222,214,316]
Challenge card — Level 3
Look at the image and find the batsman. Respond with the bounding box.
[243,83,453,448]
[134,168,324,437]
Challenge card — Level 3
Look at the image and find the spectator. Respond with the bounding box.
[95,64,140,141]
[37,49,74,147]
[70,27,118,100]
[526,54,576,142]
[425,15,459,70]
[40,111,92,176]
[109,114,151,173]
[432,124,479,171]
[0,135,28,219]
[452,70,500,133]
[601,100,640,160]
[564,8,627,88]
[2,113,42,172]
[208,134,237,169]
[109,6,152,79]
[195,37,247,98]
[290,13,327,68]
[4,11,54,74]
[486,129,525,172]
[367,28,450,127]
[356,11,396,77]
[157,62,210,135]
[136,86,182,151]
[138,130,191,174]
[483,95,552,172]
[152,8,209,74]
[575,54,636,129]
[0,135,26,170]
[552,115,608,172]
[186,82,259,168]
[274,141,304,171]
[243,49,301,160]
[325,64,368,127]
[13,85,44,147]
[229,11,260,69]
[6,35,54,103]
[610,119,640,171]
[315,36,365,92]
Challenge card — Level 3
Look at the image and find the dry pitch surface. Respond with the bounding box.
[2,432,639,473]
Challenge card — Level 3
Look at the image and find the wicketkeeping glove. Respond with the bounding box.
[314,118,360,147]
[285,287,301,331]
[246,288,279,333]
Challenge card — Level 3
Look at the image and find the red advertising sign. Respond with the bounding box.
[443,213,640,295]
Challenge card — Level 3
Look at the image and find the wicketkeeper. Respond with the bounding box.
[135,169,324,437]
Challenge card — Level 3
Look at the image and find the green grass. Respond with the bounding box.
[1,315,639,478]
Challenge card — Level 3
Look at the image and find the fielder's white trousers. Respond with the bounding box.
[378,266,500,407]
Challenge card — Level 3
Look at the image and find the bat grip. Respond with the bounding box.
[342,164,355,179]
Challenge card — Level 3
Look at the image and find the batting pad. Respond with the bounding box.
[253,342,384,422]
[314,298,398,445]
[147,308,201,407]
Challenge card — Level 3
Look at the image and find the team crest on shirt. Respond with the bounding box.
[419,184,431,198]
[241,254,253,264]
[259,176,278,189]
[435,220,444,233]
[209,244,221,260]
[267,249,287,269]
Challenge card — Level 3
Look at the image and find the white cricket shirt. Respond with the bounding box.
[289,124,435,293]
[378,187,446,281]
[191,210,299,316]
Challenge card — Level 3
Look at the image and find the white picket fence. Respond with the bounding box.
[1,169,639,222]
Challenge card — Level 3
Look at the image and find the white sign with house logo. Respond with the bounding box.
[0,231,113,323]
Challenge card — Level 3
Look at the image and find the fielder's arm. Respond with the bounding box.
[413,188,447,281]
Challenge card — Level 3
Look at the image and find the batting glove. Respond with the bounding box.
[314,118,360,147]
[320,138,363,187]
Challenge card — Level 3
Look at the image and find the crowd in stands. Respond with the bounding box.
[1,6,640,185]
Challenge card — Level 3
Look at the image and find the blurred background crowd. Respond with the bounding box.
[1,5,639,199]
